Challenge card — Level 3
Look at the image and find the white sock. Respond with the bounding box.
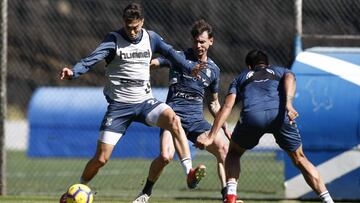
[319,191,334,203]
[226,180,238,196]
[180,157,192,175]
[80,177,89,185]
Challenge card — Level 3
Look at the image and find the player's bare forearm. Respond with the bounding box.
[208,96,230,137]
[208,94,236,141]
[209,106,231,141]
[208,94,220,118]
[284,72,296,105]
[284,72,299,123]
[208,93,227,134]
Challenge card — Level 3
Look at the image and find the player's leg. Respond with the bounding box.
[156,107,197,176]
[61,100,131,203]
[80,100,132,184]
[224,141,246,203]
[276,114,334,203]
[157,108,207,188]
[80,140,116,184]
[156,108,190,160]
[197,130,228,197]
[133,130,175,203]
[286,146,333,203]
[148,130,175,182]
[223,120,261,203]
[142,99,205,188]
[61,133,120,203]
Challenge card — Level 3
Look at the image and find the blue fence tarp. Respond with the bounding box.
[27,87,197,159]
[285,47,360,200]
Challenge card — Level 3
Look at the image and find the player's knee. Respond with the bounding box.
[93,156,109,168]
[160,153,174,165]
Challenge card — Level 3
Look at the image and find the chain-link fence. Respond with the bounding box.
[3,0,360,201]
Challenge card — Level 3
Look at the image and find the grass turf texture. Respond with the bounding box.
[8,150,284,200]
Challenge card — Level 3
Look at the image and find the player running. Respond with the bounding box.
[133,19,232,203]
[59,2,206,202]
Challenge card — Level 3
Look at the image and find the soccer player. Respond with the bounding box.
[196,50,334,203]
[133,19,231,203]
[59,2,205,201]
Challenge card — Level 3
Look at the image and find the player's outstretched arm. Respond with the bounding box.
[59,33,116,80]
[150,31,205,74]
[208,93,236,141]
[207,93,232,139]
[196,93,236,149]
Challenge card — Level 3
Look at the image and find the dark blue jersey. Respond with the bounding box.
[228,65,291,113]
[160,49,220,120]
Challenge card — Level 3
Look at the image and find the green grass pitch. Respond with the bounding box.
[4,150,347,202]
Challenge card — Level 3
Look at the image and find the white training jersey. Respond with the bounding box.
[104,29,153,103]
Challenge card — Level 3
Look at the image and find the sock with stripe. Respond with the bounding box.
[180,157,192,175]
[226,180,237,202]
[319,191,334,203]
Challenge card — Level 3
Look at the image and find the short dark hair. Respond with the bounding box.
[191,19,213,38]
[123,2,144,20]
[245,50,269,68]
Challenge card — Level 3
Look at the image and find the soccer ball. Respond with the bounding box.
[61,184,94,203]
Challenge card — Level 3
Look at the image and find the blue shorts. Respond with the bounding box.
[182,118,211,143]
[160,118,211,143]
[232,109,302,152]
[99,97,167,134]
[160,101,211,143]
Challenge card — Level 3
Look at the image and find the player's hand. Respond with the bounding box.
[286,103,299,125]
[191,62,207,79]
[195,135,213,150]
[60,66,74,80]
[150,59,160,70]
